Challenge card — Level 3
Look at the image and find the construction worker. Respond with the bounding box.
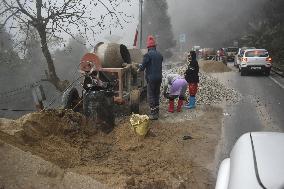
[163,74,188,113]
[138,35,163,120]
[184,51,199,109]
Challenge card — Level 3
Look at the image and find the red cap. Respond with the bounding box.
[147,35,156,48]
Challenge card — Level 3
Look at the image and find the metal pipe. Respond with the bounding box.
[139,0,143,49]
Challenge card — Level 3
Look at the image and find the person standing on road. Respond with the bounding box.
[163,74,188,113]
[184,51,199,109]
[138,35,163,120]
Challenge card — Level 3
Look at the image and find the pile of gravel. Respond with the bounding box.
[162,65,241,105]
[197,72,241,105]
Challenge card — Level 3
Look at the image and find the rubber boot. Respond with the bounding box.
[189,96,196,109]
[177,99,183,112]
[168,100,174,113]
[184,96,196,109]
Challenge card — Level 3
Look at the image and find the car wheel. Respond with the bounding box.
[241,69,246,76]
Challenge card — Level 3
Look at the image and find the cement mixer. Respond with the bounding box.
[61,42,146,131]
[94,42,131,68]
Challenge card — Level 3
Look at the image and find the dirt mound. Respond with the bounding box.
[201,60,231,73]
[0,118,22,135]
[0,106,222,188]
[19,109,89,141]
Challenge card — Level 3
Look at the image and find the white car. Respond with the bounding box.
[215,132,284,189]
[239,49,272,76]
[234,47,256,67]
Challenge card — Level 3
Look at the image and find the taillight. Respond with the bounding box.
[266,57,272,62]
[241,58,247,62]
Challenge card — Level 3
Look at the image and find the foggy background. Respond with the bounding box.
[167,0,267,49]
[1,0,283,118]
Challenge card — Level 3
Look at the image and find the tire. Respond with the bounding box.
[240,69,246,76]
[62,88,80,111]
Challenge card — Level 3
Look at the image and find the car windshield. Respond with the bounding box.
[245,50,269,57]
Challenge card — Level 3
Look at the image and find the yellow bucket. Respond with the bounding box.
[130,114,150,137]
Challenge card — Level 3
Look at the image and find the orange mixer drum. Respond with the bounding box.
[80,53,102,73]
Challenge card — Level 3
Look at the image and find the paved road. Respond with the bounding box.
[213,63,284,160]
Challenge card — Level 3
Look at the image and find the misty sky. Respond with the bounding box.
[1,0,267,51]
[167,0,267,48]
[1,0,139,50]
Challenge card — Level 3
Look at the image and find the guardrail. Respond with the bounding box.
[271,65,284,77]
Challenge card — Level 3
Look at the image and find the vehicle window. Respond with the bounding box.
[245,50,269,57]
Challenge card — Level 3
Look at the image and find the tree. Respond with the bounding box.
[54,35,88,82]
[0,0,133,91]
[0,26,22,69]
[142,0,176,58]
[239,0,284,65]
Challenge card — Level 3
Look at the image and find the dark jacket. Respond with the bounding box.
[139,48,163,82]
[185,53,199,83]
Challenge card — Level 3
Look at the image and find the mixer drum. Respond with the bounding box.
[94,42,131,68]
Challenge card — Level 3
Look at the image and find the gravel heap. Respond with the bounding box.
[162,65,241,105]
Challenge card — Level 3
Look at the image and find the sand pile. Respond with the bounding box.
[0,106,222,188]
[200,60,231,73]
[19,109,88,141]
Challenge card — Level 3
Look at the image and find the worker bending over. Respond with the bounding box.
[163,74,188,113]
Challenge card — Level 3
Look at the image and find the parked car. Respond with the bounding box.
[239,49,272,76]
[234,47,256,67]
[215,132,284,189]
[225,47,238,62]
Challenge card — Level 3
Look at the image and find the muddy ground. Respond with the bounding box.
[0,60,234,189]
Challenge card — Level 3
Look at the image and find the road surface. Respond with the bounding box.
[214,63,284,161]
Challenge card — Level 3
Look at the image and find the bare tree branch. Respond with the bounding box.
[0,0,134,91]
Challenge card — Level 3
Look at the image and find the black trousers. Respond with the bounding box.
[147,79,162,109]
